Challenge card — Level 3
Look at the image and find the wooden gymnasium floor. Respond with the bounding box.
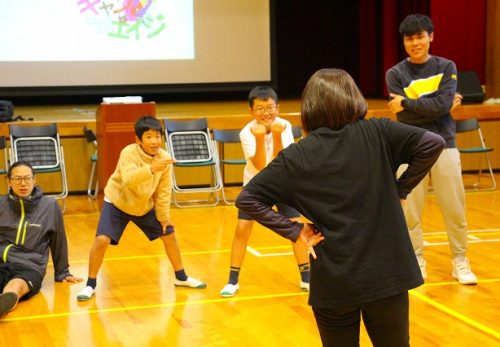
[0,174,499,346]
[1,99,500,346]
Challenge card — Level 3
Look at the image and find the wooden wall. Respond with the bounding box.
[1,106,499,194]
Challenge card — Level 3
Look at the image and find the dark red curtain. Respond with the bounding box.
[359,0,430,97]
[430,0,486,82]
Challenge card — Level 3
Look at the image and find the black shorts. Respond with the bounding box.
[0,263,43,300]
[96,201,174,245]
[238,203,301,220]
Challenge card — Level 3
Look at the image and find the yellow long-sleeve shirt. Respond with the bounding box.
[104,144,172,223]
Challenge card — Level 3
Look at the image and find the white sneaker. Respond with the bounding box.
[299,281,309,292]
[417,256,427,280]
[452,257,478,285]
[77,286,95,301]
[174,277,207,289]
[219,283,239,297]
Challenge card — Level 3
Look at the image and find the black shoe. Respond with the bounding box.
[0,292,19,318]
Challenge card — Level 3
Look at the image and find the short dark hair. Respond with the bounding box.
[248,86,278,108]
[8,160,34,178]
[399,14,434,37]
[300,68,367,132]
[135,116,162,139]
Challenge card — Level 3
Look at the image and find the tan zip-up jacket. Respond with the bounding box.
[104,144,173,223]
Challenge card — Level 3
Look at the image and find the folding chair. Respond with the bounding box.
[0,136,8,177]
[455,118,496,191]
[0,136,7,171]
[213,129,246,205]
[292,125,303,140]
[9,123,68,209]
[84,127,99,199]
[163,118,222,208]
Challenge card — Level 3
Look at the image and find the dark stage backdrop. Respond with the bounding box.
[274,2,360,98]
[275,0,486,98]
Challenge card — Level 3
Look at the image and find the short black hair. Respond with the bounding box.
[8,160,34,178]
[399,14,434,37]
[248,86,278,108]
[135,116,162,139]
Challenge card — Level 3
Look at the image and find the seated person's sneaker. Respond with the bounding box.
[417,256,427,280]
[299,281,309,292]
[219,283,239,297]
[452,257,477,285]
[77,286,96,301]
[174,277,207,289]
[0,292,19,318]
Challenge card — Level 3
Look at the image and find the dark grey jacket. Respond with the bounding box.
[0,186,72,281]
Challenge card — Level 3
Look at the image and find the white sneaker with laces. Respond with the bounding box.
[452,257,477,285]
[77,286,95,301]
[174,277,207,289]
[299,281,309,292]
[417,256,427,280]
[219,283,239,297]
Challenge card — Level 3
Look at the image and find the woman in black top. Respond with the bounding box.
[236,68,445,346]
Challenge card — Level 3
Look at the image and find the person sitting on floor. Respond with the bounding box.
[0,160,82,319]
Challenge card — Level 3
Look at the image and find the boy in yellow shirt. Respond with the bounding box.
[77,116,206,301]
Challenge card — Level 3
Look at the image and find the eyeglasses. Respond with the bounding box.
[253,105,277,115]
[9,176,34,184]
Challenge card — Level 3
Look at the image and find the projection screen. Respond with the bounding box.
[0,0,274,97]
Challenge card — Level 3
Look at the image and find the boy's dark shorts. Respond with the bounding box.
[97,201,174,245]
[0,263,43,300]
[238,203,301,220]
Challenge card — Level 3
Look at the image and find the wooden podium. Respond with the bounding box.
[96,102,156,192]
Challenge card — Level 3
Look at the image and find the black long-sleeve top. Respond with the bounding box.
[236,118,445,307]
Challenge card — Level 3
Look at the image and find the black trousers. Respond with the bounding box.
[313,291,409,347]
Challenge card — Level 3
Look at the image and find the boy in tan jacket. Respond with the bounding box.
[77,116,206,301]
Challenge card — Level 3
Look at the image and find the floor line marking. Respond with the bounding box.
[67,245,295,265]
[422,238,500,247]
[8,282,500,326]
[246,246,261,256]
[259,252,294,257]
[423,228,500,235]
[422,278,500,287]
[410,290,500,340]
[68,249,232,264]
[2,291,308,323]
[247,246,295,257]
[248,245,292,251]
[66,235,500,266]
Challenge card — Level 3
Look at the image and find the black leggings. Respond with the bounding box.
[313,292,409,347]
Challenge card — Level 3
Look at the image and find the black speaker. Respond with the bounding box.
[457,71,485,103]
